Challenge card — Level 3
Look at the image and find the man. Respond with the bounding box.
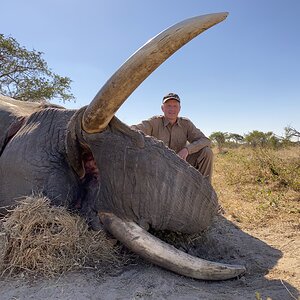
[132,92,213,182]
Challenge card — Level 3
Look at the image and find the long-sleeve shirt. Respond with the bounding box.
[131,115,211,155]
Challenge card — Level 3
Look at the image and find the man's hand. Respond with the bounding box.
[177,148,189,161]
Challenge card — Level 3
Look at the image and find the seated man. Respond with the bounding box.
[132,92,213,183]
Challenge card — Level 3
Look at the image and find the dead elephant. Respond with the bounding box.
[0,13,246,280]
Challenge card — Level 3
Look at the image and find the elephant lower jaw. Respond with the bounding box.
[99,212,246,281]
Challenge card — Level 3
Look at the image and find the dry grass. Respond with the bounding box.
[213,146,300,229]
[0,195,122,278]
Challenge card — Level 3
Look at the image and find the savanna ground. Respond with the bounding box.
[0,146,299,300]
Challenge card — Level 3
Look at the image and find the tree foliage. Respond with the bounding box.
[209,131,228,151]
[209,129,292,150]
[284,126,300,140]
[227,133,244,144]
[244,130,279,148]
[0,34,74,102]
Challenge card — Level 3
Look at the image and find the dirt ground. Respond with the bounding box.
[0,213,299,300]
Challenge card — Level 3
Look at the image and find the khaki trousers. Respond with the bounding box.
[186,147,213,183]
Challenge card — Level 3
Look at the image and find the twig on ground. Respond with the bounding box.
[280,279,298,300]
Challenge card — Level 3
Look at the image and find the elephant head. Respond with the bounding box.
[0,13,246,280]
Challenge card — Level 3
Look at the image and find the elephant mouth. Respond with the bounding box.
[73,149,102,229]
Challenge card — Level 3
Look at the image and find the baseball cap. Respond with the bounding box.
[162,93,181,104]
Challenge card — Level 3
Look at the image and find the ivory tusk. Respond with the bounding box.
[82,12,228,133]
[99,212,246,281]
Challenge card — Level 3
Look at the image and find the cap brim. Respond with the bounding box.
[163,97,180,103]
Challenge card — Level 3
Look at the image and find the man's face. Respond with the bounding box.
[161,99,181,123]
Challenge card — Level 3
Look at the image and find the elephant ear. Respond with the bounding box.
[65,107,87,179]
[0,95,65,154]
[0,95,32,154]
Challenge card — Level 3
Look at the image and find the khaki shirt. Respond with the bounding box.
[132,116,211,155]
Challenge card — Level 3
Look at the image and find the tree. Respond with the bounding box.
[284,126,300,140]
[209,131,228,152]
[0,34,74,102]
[244,130,279,148]
[227,133,244,145]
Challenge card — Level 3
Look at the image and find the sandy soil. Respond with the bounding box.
[0,215,299,300]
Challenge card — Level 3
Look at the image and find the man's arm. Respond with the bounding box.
[131,119,153,136]
[185,120,212,155]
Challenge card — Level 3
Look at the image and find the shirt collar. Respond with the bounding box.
[163,117,182,128]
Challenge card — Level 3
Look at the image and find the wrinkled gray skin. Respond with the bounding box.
[0,98,217,233]
[0,97,78,209]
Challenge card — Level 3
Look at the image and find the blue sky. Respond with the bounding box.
[1,1,299,137]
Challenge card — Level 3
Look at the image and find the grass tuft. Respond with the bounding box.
[0,195,122,278]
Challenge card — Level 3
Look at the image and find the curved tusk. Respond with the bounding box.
[99,212,246,281]
[83,12,228,133]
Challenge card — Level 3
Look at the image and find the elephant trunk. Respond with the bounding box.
[83,117,218,233]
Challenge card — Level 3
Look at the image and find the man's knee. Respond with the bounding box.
[198,147,213,161]
[195,147,213,182]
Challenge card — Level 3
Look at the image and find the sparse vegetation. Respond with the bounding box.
[209,127,300,150]
[213,145,300,227]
